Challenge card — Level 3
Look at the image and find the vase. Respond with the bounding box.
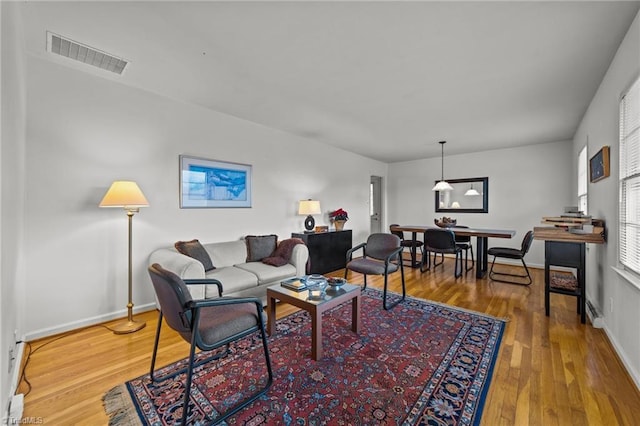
[334,220,346,231]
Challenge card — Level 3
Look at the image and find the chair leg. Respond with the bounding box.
[464,245,474,272]
[149,311,163,381]
[432,251,444,268]
[454,251,462,278]
[489,256,533,286]
[382,268,405,310]
[181,317,200,425]
[420,249,431,272]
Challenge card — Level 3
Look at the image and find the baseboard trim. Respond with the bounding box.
[601,320,640,392]
[24,303,157,341]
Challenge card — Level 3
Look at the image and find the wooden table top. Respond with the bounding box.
[533,226,605,244]
[390,225,516,239]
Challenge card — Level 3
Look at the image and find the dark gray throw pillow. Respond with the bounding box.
[245,234,278,262]
[174,239,215,272]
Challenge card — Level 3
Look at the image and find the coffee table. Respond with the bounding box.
[266,282,361,361]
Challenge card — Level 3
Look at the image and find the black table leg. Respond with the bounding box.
[475,236,488,278]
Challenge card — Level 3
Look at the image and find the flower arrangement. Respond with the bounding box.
[329,208,349,222]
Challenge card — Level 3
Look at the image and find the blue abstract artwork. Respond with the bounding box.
[180,156,252,208]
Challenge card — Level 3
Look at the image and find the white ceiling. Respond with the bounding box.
[21,1,640,162]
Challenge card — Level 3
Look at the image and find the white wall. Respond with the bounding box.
[572,11,640,388]
[387,141,573,267]
[22,56,386,339]
[1,1,27,414]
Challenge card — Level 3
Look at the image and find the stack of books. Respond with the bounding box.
[281,277,307,292]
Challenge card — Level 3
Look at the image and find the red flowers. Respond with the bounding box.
[329,208,349,221]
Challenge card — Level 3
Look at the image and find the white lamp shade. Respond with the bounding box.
[298,199,321,215]
[99,181,149,208]
[451,201,461,208]
[432,180,454,191]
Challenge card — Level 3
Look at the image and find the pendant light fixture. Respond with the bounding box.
[432,140,453,191]
[465,184,480,196]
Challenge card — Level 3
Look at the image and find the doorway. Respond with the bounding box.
[370,176,383,234]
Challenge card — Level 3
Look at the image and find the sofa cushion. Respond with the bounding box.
[245,234,278,262]
[204,266,259,294]
[204,241,247,268]
[174,239,215,272]
[235,262,296,285]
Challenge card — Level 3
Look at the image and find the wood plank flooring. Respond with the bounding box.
[18,257,640,425]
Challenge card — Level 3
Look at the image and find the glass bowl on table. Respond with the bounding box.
[306,274,328,300]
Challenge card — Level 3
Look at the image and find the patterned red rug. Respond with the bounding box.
[104,289,505,425]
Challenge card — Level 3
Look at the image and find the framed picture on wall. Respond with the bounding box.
[179,155,252,208]
[589,146,610,183]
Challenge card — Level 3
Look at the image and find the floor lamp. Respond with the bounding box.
[99,181,149,334]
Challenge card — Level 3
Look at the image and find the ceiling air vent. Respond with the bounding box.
[46,31,128,75]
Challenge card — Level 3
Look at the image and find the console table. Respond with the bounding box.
[292,230,352,274]
[534,224,605,324]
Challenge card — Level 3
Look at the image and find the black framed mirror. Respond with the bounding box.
[434,177,488,213]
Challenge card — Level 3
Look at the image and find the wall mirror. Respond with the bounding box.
[434,177,489,213]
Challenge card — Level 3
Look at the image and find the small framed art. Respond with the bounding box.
[179,155,252,208]
[589,146,610,183]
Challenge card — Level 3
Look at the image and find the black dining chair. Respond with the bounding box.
[344,233,406,310]
[454,225,474,272]
[421,228,463,278]
[148,263,273,425]
[487,230,535,285]
[390,223,424,266]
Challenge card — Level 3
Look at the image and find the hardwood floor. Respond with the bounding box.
[19,257,640,425]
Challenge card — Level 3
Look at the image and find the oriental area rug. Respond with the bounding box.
[103,289,505,425]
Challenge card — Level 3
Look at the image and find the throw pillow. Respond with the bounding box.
[174,239,215,272]
[245,234,278,262]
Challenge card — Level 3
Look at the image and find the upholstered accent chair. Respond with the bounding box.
[421,228,463,278]
[487,230,535,285]
[148,263,273,425]
[344,233,406,310]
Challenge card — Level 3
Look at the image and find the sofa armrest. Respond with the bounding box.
[290,244,309,277]
[148,248,206,299]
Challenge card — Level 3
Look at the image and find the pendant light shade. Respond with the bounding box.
[465,184,480,196]
[432,140,453,191]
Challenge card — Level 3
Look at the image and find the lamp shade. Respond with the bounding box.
[451,201,461,208]
[99,181,149,209]
[298,199,321,215]
[465,187,480,196]
[432,181,454,191]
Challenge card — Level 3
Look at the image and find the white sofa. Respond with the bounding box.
[148,239,309,300]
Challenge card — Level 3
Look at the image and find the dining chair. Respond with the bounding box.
[344,233,406,310]
[390,223,424,266]
[454,225,474,272]
[421,228,463,278]
[147,263,273,425]
[487,230,535,285]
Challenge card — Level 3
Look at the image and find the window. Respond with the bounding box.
[578,145,588,215]
[619,75,640,275]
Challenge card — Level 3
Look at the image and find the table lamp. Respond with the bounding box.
[298,199,321,233]
[99,180,149,334]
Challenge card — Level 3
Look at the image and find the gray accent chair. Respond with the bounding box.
[148,263,273,425]
[344,233,406,310]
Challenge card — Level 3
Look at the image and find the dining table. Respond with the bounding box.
[389,225,516,279]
